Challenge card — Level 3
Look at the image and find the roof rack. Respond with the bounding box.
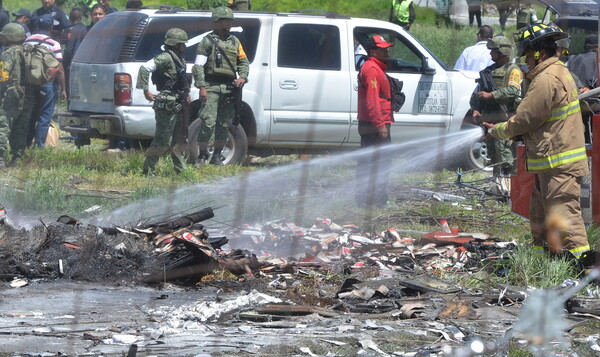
[141,5,185,11]
[289,9,350,19]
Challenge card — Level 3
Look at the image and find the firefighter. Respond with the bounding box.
[471,35,522,178]
[136,28,190,176]
[484,24,591,259]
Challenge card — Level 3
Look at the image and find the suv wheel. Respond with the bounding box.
[186,118,248,165]
[463,139,491,171]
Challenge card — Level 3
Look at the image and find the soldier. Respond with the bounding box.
[516,4,538,30]
[192,6,249,166]
[136,28,189,176]
[485,24,591,259]
[471,36,522,177]
[0,24,37,168]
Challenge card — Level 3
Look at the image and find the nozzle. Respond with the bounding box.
[480,124,489,137]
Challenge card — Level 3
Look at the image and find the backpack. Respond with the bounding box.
[19,43,60,86]
[358,69,406,112]
[386,74,406,112]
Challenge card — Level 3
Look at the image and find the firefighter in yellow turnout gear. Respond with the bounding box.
[485,24,591,258]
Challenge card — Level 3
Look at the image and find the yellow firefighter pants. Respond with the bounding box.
[530,171,590,257]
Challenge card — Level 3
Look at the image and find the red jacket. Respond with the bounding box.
[358,56,393,127]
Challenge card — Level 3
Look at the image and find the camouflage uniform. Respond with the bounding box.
[471,36,522,176]
[516,6,537,30]
[0,24,36,167]
[192,6,249,165]
[136,28,189,175]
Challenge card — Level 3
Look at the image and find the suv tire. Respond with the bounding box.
[186,118,248,165]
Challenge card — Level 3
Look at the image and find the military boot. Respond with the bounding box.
[0,157,5,169]
[194,150,210,167]
[209,148,224,165]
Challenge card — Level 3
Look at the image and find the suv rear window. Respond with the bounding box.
[135,16,261,63]
[74,11,148,64]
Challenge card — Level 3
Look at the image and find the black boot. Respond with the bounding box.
[194,150,210,167]
[209,148,224,165]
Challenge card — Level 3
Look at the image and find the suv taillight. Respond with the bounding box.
[114,73,132,106]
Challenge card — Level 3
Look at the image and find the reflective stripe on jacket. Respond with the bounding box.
[490,57,588,176]
[392,0,413,23]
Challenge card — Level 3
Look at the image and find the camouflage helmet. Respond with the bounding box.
[212,6,234,21]
[164,28,188,46]
[0,23,26,44]
[487,36,513,58]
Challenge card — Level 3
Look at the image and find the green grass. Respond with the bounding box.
[0,141,255,218]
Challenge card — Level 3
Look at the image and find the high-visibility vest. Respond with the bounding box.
[392,0,413,23]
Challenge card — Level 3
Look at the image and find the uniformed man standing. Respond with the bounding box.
[485,24,591,259]
[136,28,190,176]
[471,36,522,177]
[227,0,251,11]
[0,24,37,168]
[389,0,416,31]
[516,4,538,30]
[192,6,249,166]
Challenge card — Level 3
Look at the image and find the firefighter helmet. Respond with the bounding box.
[212,6,234,21]
[517,23,567,57]
[164,28,188,46]
[0,23,26,44]
[487,36,513,58]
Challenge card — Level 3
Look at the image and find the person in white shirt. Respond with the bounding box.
[454,25,494,72]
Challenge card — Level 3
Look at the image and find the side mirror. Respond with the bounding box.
[422,57,436,75]
[423,66,436,75]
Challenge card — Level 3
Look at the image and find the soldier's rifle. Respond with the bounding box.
[476,68,509,123]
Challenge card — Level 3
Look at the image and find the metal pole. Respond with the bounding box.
[593,114,600,225]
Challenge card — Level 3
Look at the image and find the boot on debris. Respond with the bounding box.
[209,148,224,165]
[194,149,210,167]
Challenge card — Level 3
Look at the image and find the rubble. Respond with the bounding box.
[0,201,599,356]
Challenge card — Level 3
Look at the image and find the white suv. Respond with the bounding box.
[59,9,482,167]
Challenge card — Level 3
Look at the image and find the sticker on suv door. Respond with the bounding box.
[418,82,448,114]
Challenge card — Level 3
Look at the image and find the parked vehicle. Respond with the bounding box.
[59,9,482,167]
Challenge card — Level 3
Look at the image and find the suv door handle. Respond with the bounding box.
[279,79,298,90]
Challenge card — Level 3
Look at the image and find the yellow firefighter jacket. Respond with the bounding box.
[490,57,588,176]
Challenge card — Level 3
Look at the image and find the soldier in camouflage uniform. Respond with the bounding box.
[0,24,36,168]
[471,36,523,176]
[192,6,249,165]
[136,28,189,176]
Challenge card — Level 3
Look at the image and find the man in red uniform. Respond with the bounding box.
[358,34,393,147]
[356,34,394,207]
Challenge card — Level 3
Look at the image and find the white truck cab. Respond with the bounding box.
[59,9,482,167]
